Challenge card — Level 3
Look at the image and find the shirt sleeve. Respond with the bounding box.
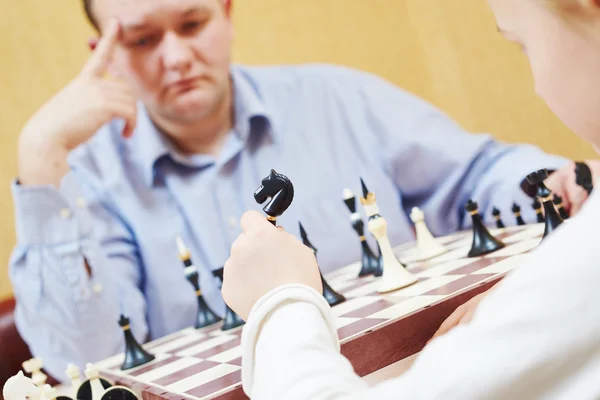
[9,172,148,383]
[352,70,569,232]
[242,192,600,399]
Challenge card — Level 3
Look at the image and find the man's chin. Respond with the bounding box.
[165,92,218,121]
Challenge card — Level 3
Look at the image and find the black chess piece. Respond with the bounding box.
[77,379,112,400]
[212,268,246,331]
[465,200,506,257]
[177,238,222,329]
[553,194,569,220]
[575,161,594,195]
[511,203,526,226]
[342,189,381,277]
[254,169,294,226]
[532,198,544,223]
[118,315,155,370]
[101,387,140,400]
[299,222,346,307]
[526,169,564,238]
[491,207,505,229]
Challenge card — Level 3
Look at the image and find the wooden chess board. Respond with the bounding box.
[95,223,544,400]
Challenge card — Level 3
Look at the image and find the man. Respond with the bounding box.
[9,0,594,382]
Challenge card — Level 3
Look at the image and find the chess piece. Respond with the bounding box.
[359,179,417,293]
[254,169,294,226]
[532,199,544,223]
[81,364,108,400]
[176,237,222,329]
[299,222,346,306]
[3,370,41,400]
[76,368,111,400]
[100,387,139,400]
[22,357,47,389]
[342,188,381,277]
[511,203,526,226]
[66,364,82,400]
[465,200,506,257]
[491,207,505,229]
[526,169,564,238]
[410,207,448,260]
[553,194,569,220]
[575,161,594,195]
[213,268,245,331]
[119,315,155,370]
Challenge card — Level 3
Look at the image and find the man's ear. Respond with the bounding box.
[88,38,99,51]
[223,0,232,17]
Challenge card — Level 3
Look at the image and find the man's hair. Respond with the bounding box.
[82,0,100,31]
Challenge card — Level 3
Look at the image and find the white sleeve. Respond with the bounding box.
[241,194,600,400]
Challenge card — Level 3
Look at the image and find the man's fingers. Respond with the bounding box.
[108,100,138,138]
[240,210,273,234]
[83,19,121,77]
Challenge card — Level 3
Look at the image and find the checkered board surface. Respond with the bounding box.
[95,223,545,400]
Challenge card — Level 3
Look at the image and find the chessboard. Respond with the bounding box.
[94,222,544,400]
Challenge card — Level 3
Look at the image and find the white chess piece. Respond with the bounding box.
[85,363,107,400]
[3,370,42,400]
[22,358,47,389]
[40,384,57,400]
[65,364,82,399]
[410,207,448,260]
[360,188,417,293]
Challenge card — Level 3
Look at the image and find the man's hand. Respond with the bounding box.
[222,210,323,321]
[429,291,488,341]
[544,160,600,216]
[18,19,137,186]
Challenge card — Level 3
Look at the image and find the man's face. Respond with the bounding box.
[94,0,233,125]
[487,0,600,148]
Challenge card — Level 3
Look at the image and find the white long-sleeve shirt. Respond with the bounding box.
[241,190,600,399]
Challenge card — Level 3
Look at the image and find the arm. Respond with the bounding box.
[240,196,600,399]
[353,71,568,231]
[9,172,147,383]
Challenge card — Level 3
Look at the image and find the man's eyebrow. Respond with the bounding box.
[121,7,210,31]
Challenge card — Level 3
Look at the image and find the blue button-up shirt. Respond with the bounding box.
[9,64,567,381]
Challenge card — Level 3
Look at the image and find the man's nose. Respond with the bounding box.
[161,32,194,73]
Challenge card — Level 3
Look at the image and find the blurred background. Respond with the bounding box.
[0,0,595,300]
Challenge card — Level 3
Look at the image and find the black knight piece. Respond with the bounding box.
[254,169,294,226]
[532,198,544,223]
[176,237,221,329]
[575,161,594,195]
[511,203,526,226]
[299,222,346,307]
[526,169,564,238]
[212,268,245,331]
[118,315,155,370]
[491,207,505,228]
[342,188,381,277]
[553,194,569,220]
[465,200,506,257]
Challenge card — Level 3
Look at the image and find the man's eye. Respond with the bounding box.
[182,21,203,33]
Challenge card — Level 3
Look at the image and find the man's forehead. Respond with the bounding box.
[95,0,219,25]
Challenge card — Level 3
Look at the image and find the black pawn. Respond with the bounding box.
[575,161,594,195]
[212,268,245,331]
[511,203,526,226]
[119,315,155,370]
[465,200,506,257]
[299,222,346,307]
[342,189,381,277]
[526,169,564,238]
[491,207,505,228]
[553,194,569,220]
[532,199,544,223]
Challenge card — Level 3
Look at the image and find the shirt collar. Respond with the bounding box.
[133,66,275,186]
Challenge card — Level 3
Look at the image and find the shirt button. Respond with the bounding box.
[228,217,238,228]
[60,208,72,219]
[76,197,87,208]
[92,283,103,294]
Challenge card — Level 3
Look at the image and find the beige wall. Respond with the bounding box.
[0,0,594,299]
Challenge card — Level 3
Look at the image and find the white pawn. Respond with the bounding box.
[41,384,57,400]
[410,207,448,261]
[22,358,47,389]
[66,364,82,399]
[84,363,107,400]
[3,370,42,400]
